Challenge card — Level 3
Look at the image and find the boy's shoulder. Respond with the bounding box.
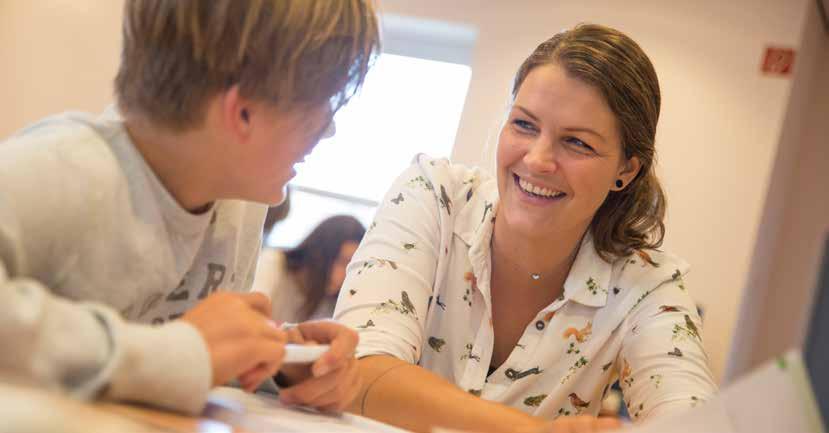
[0,111,138,226]
[4,110,116,143]
[1,111,126,178]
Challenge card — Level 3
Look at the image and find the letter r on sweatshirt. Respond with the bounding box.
[198,263,226,299]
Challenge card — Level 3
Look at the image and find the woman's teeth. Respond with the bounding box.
[518,176,565,199]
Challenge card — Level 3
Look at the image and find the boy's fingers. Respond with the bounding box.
[240,344,284,391]
[239,359,275,383]
[284,326,305,344]
[261,320,286,341]
[241,360,281,392]
[245,339,285,371]
[237,292,272,316]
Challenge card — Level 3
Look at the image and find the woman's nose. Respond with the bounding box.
[523,138,558,174]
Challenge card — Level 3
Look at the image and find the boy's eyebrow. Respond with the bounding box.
[514,104,606,143]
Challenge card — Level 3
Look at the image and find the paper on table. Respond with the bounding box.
[205,386,412,433]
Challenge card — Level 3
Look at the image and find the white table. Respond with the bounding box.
[0,383,411,433]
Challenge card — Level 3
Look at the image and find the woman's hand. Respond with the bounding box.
[275,320,361,412]
[520,416,622,433]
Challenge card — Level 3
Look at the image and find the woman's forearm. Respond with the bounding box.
[348,355,545,433]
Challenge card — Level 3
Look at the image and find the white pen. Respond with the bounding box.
[282,344,330,364]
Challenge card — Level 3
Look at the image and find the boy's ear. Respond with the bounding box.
[220,85,251,142]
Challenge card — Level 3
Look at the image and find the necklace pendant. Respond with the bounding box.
[531,273,541,280]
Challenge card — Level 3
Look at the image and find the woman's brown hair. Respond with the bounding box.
[512,24,666,262]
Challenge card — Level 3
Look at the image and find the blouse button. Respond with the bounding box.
[505,368,517,379]
[535,320,545,330]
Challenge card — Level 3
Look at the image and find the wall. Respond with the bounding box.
[726,2,829,381]
[0,0,123,137]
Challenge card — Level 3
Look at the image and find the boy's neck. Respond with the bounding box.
[124,116,222,214]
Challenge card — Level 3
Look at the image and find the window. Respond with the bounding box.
[267,16,476,248]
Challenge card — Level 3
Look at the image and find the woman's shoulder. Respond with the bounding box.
[603,248,692,315]
[611,248,689,288]
[401,153,496,209]
[407,153,491,188]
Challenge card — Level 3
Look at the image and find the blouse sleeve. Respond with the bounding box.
[333,157,445,364]
[616,279,718,423]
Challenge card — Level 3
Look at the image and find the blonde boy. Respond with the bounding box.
[0,0,379,413]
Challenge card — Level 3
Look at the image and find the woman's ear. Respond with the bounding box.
[614,155,641,191]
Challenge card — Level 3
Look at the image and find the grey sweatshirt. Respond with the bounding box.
[0,110,266,413]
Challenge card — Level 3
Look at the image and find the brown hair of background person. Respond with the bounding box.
[512,23,666,262]
[116,0,379,132]
[285,215,366,319]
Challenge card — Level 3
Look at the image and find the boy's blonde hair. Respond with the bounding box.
[115,0,380,131]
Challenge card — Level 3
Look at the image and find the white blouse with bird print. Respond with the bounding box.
[333,155,717,423]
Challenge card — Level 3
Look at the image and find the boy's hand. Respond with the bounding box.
[276,320,360,412]
[182,292,286,390]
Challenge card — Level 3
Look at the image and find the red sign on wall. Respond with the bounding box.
[761,47,796,77]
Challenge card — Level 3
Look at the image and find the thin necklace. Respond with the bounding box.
[492,237,544,282]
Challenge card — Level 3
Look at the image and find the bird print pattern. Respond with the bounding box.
[429,336,446,352]
[439,185,452,215]
[374,291,417,317]
[463,271,476,307]
[671,269,686,290]
[672,315,701,343]
[586,277,607,295]
[524,394,548,407]
[562,321,592,343]
[357,257,399,275]
[408,175,434,192]
[568,393,590,414]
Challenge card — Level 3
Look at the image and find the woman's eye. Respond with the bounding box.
[565,137,595,153]
[512,119,537,132]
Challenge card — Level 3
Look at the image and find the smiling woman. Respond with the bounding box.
[496,64,643,264]
[505,25,665,263]
[332,24,717,433]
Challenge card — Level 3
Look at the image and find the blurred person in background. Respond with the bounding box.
[255,215,365,323]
